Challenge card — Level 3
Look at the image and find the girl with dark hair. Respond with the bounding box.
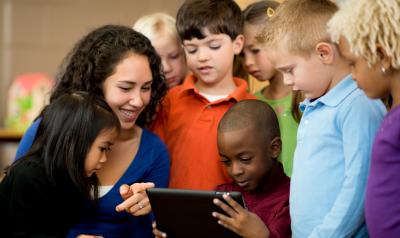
[242,0,299,177]
[0,92,120,237]
[14,25,170,237]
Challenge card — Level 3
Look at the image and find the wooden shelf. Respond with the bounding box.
[0,129,23,142]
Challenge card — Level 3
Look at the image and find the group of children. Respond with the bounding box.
[261,0,386,237]
[1,0,399,237]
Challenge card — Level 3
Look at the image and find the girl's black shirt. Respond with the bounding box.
[0,158,84,237]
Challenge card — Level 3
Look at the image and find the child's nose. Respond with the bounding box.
[283,76,294,86]
[162,59,172,73]
[244,55,254,68]
[231,163,244,176]
[197,49,209,62]
[100,152,107,163]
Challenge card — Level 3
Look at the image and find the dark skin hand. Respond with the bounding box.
[152,221,167,238]
[212,193,270,238]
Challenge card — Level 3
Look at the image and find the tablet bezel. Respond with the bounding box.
[147,188,245,238]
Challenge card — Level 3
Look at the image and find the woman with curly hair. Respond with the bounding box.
[328,0,400,237]
[15,24,169,238]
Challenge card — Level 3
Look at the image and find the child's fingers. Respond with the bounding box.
[153,227,167,238]
[152,221,167,238]
[212,211,237,234]
[213,198,237,218]
[212,211,228,221]
[222,194,244,213]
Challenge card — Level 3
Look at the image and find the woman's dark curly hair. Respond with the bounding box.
[51,24,167,127]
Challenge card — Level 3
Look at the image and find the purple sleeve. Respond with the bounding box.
[365,106,400,237]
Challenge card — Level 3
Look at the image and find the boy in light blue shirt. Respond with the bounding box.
[261,0,386,237]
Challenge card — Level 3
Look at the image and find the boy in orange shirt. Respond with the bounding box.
[152,0,255,190]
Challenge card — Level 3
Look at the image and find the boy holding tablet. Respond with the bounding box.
[153,100,291,238]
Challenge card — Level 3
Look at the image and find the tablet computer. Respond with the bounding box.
[147,188,245,238]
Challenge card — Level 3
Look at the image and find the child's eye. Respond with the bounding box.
[239,157,252,163]
[185,47,197,54]
[210,45,221,50]
[100,146,111,152]
[284,68,293,74]
[220,158,231,165]
[169,53,180,59]
[251,48,260,54]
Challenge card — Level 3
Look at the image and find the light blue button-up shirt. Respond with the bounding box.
[290,75,386,238]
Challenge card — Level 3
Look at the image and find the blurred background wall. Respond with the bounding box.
[0,0,269,170]
[0,0,185,125]
[0,0,185,170]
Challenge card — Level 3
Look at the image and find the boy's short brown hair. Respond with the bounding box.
[259,0,338,56]
[176,0,243,41]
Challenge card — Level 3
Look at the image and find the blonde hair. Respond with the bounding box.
[258,0,338,56]
[133,13,179,42]
[328,0,400,69]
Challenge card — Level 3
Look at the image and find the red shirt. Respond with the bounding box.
[216,162,291,238]
[151,74,255,190]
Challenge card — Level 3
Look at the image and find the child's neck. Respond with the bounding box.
[262,74,291,100]
[390,71,400,108]
[327,62,351,91]
[251,160,281,193]
[195,75,237,95]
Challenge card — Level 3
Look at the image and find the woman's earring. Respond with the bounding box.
[381,66,386,74]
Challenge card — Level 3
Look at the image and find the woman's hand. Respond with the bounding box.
[115,182,155,216]
[212,193,270,238]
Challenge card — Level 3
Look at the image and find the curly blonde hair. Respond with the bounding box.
[328,0,400,69]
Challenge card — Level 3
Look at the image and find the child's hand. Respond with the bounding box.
[212,194,270,238]
[152,221,167,238]
[115,182,155,216]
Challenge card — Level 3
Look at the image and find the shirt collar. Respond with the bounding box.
[300,74,355,111]
[179,73,250,103]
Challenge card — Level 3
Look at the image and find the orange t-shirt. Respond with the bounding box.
[151,74,256,190]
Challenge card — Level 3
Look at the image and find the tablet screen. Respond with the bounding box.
[147,188,245,238]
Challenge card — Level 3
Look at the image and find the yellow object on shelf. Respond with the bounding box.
[0,128,23,142]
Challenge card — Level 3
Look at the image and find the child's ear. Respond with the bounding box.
[376,45,392,72]
[315,42,334,65]
[232,34,245,55]
[269,137,282,159]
